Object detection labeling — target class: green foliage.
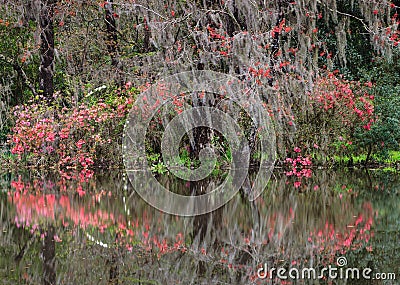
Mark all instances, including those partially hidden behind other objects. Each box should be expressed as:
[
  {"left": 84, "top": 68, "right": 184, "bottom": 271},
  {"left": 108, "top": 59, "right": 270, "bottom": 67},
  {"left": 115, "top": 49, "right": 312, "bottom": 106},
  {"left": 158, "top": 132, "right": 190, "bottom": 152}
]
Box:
[
  {"left": 150, "top": 161, "right": 168, "bottom": 174},
  {"left": 0, "top": 17, "right": 39, "bottom": 105},
  {"left": 316, "top": 0, "right": 375, "bottom": 78},
  {"left": 0, "top": 16, "right": 39, "bottom": 144},
  {"left": 178, "top": 148, "right": 192, "bottom": 168},
  {"left": 355, "top": 52, "right": 400, "bottom": 160}
]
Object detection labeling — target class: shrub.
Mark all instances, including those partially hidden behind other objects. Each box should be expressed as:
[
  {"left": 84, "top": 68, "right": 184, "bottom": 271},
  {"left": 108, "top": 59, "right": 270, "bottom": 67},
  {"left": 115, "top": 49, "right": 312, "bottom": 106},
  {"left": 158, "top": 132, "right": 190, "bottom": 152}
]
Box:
[
  {"left": 8, "top": 85, "right": 136, "bottom": 176},
  {"left": 355, "top": 53, "right": 400, "bottom": 161},
  {"left": 295, "top": 71, "right": 374, "bottom": 163}
]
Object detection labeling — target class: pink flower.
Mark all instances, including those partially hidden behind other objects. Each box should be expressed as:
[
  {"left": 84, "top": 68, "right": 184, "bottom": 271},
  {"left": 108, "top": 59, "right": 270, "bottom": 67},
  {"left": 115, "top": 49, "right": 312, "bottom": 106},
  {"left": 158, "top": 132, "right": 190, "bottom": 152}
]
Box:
[
  {"left": 76, "top": 185, "right": 85, "bottom": 197},
  {"left": 294, "top": 147, "right": 301, "bottom": 153},
  {"left": 294, "top": 181, "right": 302, "bottom": 188},
  {"left": 125, "top": 81, "right": 132, "bottom": 89},
  {"left": 301, "top": 157, "right": 312, "bottom": 166},
  {"left": 54, "top": 235, "right": 62, "bottom": 242},
  {"left": 302, "top": 169, "right": 312, "bottom": 178},
  {"left": 11, "top": 144, "right": 24, "bottom": 154},
  {"left": 363, "top": 123, "right": 371, "bottom": 130},
  {"left": 59, "top": 128, "right": 69, "bottom": 139},
  {"left": 76, "top": 139, "right": 85, "bottom": 149},
  {"left": 46, "top": 132, "right": 55, "bottom": 142}
]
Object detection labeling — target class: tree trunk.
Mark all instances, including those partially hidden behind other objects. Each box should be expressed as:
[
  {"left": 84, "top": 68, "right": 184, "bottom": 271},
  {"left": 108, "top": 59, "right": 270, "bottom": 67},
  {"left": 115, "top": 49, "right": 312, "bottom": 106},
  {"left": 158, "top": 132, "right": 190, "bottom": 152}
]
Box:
[
  {"left": 226, "top": 0, "right": 246, "bottom": 37},
  {"left": 108, "top": 233, "right": 120, "bottom": 284},
  {"left": 109, "top": 251, "right": 119, "bottom": 284},
  {"left": 39, "top": 0, "right": 56, "bottom": 103},
  {"left": 365, "top": 143, "right": 372, "bottom": 166},
  {"left": 42, "top": 226, "right": 56, "bottom": 285},
  {"left": 143, "top": 18, "right": 151, "bottom": 52},
  {"left": 105, "top": 0, "right": 119, "bottom": 68}
]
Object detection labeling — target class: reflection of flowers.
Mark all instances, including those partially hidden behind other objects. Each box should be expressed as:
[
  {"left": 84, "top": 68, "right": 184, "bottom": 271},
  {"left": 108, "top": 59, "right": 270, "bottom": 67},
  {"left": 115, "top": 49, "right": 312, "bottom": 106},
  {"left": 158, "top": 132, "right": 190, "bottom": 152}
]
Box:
[
  {"left": 284, "top": 151, "right": 313, "bottom": 189},
  {"left": 8, "top": 177, "right": 187, "bottom": 256},
  {"left": 7, "top": 173, "right": 378, "bottom": 283},
  {"left": 308, "top": 202, "right": 374, "bottom": 257}
]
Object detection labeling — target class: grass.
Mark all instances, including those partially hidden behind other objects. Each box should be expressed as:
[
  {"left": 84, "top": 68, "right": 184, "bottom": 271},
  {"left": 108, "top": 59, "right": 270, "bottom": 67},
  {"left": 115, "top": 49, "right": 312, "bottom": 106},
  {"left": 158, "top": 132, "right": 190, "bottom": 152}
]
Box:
[
  {"left": 387, "top": 150, "right": 400, "bottom": 162},
  {"left": 333, "top": 151, "right": 400, "bottom": 166}
]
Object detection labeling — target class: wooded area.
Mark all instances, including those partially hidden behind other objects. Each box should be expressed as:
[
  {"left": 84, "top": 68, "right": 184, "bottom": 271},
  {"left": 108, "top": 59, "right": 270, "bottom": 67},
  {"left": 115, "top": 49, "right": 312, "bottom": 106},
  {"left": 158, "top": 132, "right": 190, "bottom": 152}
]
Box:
[
  {"left": 1, "top": 2, "right": 400, "bottom": 284},
  {"left": 1, "top": 0, "right": 400, "bottom": 172}
]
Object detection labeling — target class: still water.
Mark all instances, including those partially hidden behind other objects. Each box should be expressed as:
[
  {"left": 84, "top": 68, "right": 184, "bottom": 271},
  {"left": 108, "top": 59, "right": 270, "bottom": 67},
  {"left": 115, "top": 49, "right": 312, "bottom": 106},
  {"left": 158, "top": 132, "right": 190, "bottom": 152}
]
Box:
[{"left": 0, "top": 169, "right": 399, "bottom": 284}]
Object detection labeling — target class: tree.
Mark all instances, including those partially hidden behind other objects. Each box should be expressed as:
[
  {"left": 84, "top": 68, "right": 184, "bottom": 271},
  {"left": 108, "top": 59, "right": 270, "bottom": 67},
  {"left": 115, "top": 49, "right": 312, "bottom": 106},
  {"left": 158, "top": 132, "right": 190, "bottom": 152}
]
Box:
[
  {"left": 39, "top": 0, "right": 57, "bottom": 102},
  {"left": 2, "top": 0, "right": 400, "bottom": 161}
]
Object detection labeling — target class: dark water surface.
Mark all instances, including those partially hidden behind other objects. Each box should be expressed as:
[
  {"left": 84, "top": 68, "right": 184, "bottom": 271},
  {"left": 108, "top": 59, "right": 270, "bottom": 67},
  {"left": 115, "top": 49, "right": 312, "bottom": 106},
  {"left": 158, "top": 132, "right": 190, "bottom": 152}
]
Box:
[{"left": 0, "top": 169, "right": 399, "bottom": 284}]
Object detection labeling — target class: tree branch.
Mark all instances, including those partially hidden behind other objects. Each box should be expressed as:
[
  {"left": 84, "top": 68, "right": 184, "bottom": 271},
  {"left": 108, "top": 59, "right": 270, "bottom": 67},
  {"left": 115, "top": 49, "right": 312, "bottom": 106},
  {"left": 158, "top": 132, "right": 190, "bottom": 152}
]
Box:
[{"left": 0, "top": 54, "right": 38, "bottom": 97}]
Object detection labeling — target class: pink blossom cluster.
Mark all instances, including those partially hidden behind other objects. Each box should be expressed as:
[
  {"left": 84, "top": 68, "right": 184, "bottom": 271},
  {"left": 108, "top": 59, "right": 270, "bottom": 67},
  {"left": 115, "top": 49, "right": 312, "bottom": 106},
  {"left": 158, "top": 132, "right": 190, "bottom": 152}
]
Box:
[
  {"left": 285, "top": 147, "right": 313, "bottom": 189},
  {"left": 311, "top": 72, "right": 375, "bottom": 131},
  {"left": 8, "top": 88, "right": 135, "bottom": 175}
]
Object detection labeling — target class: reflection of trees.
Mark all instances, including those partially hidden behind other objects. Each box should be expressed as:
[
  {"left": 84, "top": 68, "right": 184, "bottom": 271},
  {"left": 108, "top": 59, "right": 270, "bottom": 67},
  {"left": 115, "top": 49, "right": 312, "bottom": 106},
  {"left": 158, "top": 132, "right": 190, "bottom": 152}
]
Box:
[
  {"left": 346, "top": 171, "right": 400, "bottom": 280},
  {"left": 42, "top": 225, "right": 56, "bottom": 285},
  {"left": 108, "top": 235, "right": 120, "bottom": 285},
  {"left": 2, "top": 170, "right": 395, "bottom": 283},
  {"left": 190, "top": 178, "right": 223, "bottom": 278}
]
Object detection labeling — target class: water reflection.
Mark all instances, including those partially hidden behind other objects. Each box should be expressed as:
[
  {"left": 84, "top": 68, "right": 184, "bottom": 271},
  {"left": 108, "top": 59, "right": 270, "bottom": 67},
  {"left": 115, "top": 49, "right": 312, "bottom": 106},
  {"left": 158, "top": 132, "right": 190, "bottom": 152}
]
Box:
[{"left": 1, "top": 169, "right": 399, "bottom": 284}]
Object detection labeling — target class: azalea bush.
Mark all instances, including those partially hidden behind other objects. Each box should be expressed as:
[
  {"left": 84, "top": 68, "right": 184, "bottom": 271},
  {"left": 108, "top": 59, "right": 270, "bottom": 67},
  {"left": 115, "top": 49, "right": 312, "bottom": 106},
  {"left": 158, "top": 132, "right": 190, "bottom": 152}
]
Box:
[
  {"left": 294, "top": 71, "right": 375, "bottom": 164},
  {"left": 8, "top": 84, "right": 137, "bottom": 174}
]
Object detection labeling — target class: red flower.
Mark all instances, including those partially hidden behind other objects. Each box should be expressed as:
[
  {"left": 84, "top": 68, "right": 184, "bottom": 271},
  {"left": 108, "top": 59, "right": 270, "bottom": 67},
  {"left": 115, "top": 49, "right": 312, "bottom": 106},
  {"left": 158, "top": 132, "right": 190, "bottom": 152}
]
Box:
[{"left": 76, "top": 139, "right": 85, "bottom": 149}]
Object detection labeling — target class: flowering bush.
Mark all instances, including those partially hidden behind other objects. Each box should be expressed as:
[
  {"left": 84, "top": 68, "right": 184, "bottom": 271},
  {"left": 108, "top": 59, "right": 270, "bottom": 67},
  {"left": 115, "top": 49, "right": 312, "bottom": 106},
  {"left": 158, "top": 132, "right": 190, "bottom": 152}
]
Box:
[
  {"left": 311, "top": 72, "right": 374, "bottom": 130},
  {"left": 284, "top": 147, "right": 313, "bottom": 189},
  {"left": 8, "top": 85, "right": 136, "bottom": 173},
  {"left": 294, "top": 71, "right": 375, "bottom": 163}
]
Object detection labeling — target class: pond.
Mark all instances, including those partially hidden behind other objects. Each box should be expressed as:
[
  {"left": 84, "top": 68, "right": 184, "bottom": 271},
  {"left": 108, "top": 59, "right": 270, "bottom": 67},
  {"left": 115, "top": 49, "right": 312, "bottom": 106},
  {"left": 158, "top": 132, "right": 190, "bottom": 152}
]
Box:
[{"left": 0, "top": 169, "right": 399, "bottom": 284}]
